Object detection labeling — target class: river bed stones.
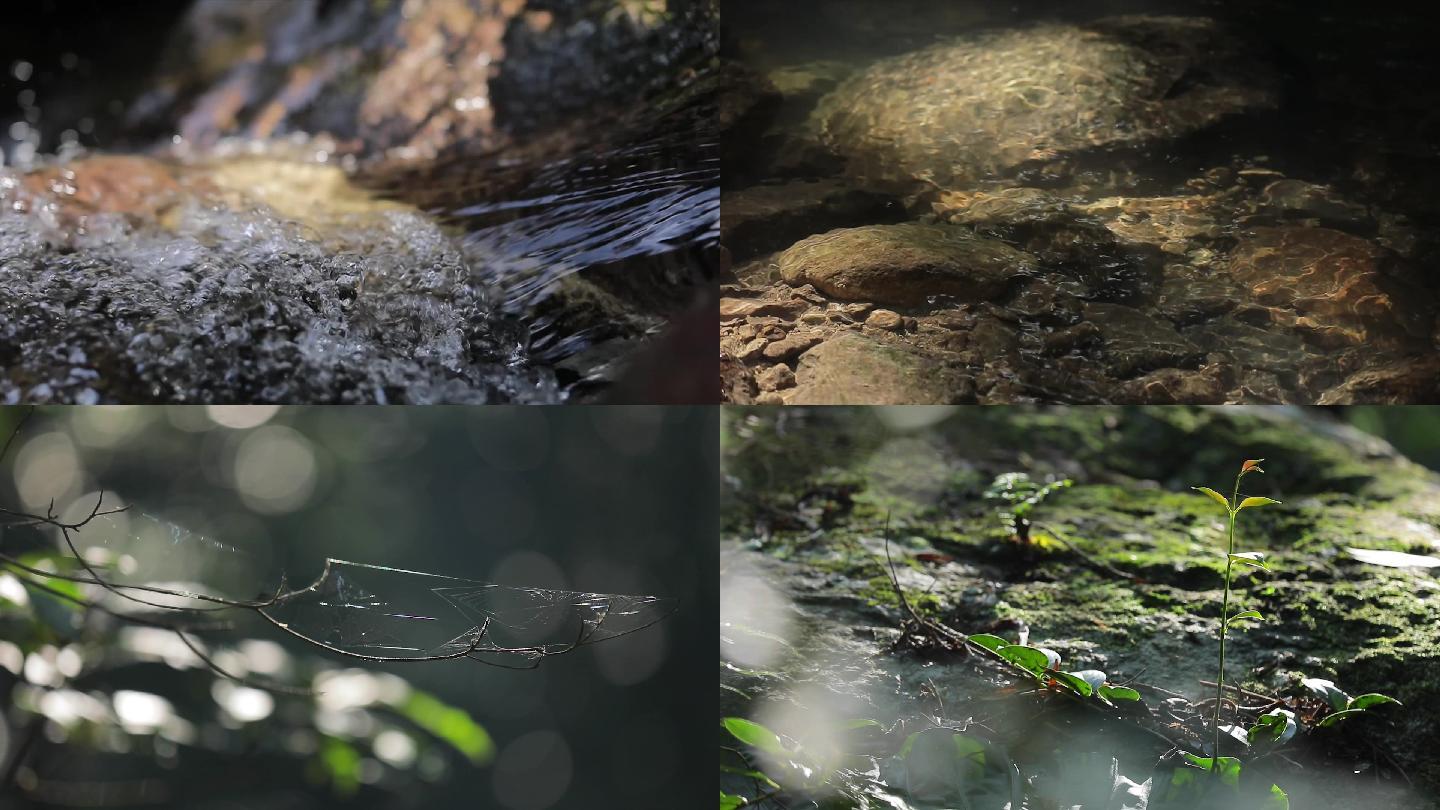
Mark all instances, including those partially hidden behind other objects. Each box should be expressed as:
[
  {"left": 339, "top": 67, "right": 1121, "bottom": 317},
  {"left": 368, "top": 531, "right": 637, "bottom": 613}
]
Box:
[
  {"left": 720, "top": 180, "right": 904, "bottom": 261},
  {"left": 1226, "top": 226, "right": 1432, "bottom": 346},
  {"left": 788, "top": 332, "right": 971, "bottom": 404},
  {"left": 1077, "top": 190, "right": 1238, "bottom": 254},
  {"left": 1084, "top": 302, "right": 1204, "bottom": 376},
  {"left": 720, "top": 7, "right": 1440, "bottom": 405},
  {"left": 777, "top": 222, "right": 1030, "bottom": 306},
  {"left": 811, "top": 16, "right": 1275, "bottom": 190}
]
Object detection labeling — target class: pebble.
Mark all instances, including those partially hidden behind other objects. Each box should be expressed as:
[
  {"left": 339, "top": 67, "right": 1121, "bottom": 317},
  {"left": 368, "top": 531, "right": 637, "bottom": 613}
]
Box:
[
  {"left": 762, "top": 333, "right": 822, "bottom": 361},
  {"left": 738, "top": 337, "right": 769, "bottom": 362},
  {"left": 865, "top": 309, "right": 903, "bottom": 330},
  {"left": 755, "top": 364, "right": 796, "bottom": 391}
]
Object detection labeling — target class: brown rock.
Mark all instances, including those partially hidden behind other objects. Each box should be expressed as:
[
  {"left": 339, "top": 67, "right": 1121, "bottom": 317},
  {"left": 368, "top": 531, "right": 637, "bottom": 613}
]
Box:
[
  {"left": 1227, "top": 227, "right": 1432, "bottom": 345},
  {"left": 738, "top": 337, "right": 769, "bottom": 362},
  {"left": 777, "top": 223, "right": 1028, "bottom": 306},
  {"left": 865, "top": 309, "right": 903, "bottom": 330},
  {"left": 1317, "top": 355, "right": 1440, "bottom": 404},
  {"left": 720, "top": 355, "right": 757, "bottom": 403},
  {"left": 1042, "top": 321, "right": 1102, "bottom": 355},
  {"left": 789, "top": 332, "right": 972, "bottom": 404},
  {"left": 8, "top": 156, "right": 187, "bottom": 226},
  {"left": 755, "top": 364, "right": 797, "bottom": 392},
  {"left": 1115, "top": 366, "right": 1228, "bottom": 404},
  {"left": 719, "top": 297, "right": 804, "bottom": 322},
  {"left": 762, "top": 333, "right": 822, "bottom": 361}
]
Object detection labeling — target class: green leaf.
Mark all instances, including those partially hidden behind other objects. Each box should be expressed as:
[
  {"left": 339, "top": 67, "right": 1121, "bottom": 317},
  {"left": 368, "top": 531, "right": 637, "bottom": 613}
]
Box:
[
  {"left": 722, "top": 717, "right": 788, "bottom": 757},
  {"left": 1237, "top": 496, "right": 1281, "bottom": 511},
  {"left": 1229, "top": 552, "right": 1269, "bottom": 570},
  {"left": 997, "top": 644, "right": 1059, "bottom": 677},
  {"left": 966, "top": 633, "right": 1008, "bottom": 653},
  {"left": 1301, "top": 677, "right": 1351, "bottom": 712},
  {"left": 1099, "top": 685, "right": 1141, "bottom": 702},
  {"left": 1180, "top": 753, "right": 1243, "bottom": 785},
  {"left": 1265, "top": 783, "right": 1290, "bottom": 810},
  {"left": 319, "top": 737, "right": 361, "bottom": 797},
  {"left": 1050, "top": 671, "right": 1094, "bottom": 697},
  {"left": 1193, "top": 486, "right": 1232, "bottom": 511},
  {"left": 1317, "top": 708, "right": 1367, "bottom": 727},
  {"left": 1348, "top": 693, "right": 1402, "bottom": 711},
  {"left": 400, "top": 692, "right": 495, "bottom": 763},
  {"left": 1228, "top": 609, "right": 1263, "bottom": 624},
  {"left": 1248, "top": 709, "right": 1297, "bottom": 745},
  {"left": 719, "top": 791, "right": 745, "bottom": 810}
]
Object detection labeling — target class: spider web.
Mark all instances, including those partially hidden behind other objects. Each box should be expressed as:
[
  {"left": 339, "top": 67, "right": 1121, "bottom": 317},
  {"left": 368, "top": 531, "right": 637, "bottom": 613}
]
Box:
[
  {"left": 261, "top": 560, "right": 676, "bottom": 667},
  {"left": 7, "top": 510, "right": 674, "bottom": 667}
]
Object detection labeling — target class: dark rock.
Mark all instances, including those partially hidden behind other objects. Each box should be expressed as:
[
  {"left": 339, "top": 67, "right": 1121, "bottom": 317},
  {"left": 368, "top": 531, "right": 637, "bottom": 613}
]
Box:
[
  {"left": 1083, "top": 302, "right": 1203, "bottom": 377},
  {"left": 1043, "top": 322, "right": 1102, "bottom": 356},
  {"left": 1318, "top": 354, "right": 1440, "bottom": 404},
  {"left": 1259, "top": 179, "right": 1371, "bottom": 231},
  {"left": 1182, "top": 320, "right": 1309, "bottom": 373},
  {"left": 1156, "top": 266, "right": 1239, "bottom": 324},
  {"left": 720, "top": 180, "right": 904, "bottom": 262},
  {"left": 1115, "top": 365, "right": 1229, "bottom": 403}
]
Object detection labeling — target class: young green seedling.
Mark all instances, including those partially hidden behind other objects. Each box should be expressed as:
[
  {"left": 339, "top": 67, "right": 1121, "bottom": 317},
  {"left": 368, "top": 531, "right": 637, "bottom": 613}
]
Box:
[
  {"left": 985, "top": 472, "right": 1072, "bottom": 543},
  {"left": 1194, "top": 458, "right": 1280, "bottom": 772}
]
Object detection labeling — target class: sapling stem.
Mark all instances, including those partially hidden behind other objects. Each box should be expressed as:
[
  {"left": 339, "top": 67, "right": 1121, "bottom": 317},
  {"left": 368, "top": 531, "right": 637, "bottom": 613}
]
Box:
[
  {"left": 1194, "top": 459, "right": 1276, "bottom": 773},
  {"left": 1213, "top": 472, "right": 1241, "bottom": 770}
]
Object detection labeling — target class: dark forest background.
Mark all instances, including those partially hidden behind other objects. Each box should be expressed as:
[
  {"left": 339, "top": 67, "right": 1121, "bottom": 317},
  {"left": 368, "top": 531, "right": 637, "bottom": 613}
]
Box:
[{"left": 0, "top": 406, "right": 717, "bottom": 810}]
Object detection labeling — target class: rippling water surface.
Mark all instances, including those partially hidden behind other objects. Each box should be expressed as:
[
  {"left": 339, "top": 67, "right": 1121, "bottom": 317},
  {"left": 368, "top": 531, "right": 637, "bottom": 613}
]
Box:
[{"left": 720, "top": 0, "right": 1439, "bottom": 405}]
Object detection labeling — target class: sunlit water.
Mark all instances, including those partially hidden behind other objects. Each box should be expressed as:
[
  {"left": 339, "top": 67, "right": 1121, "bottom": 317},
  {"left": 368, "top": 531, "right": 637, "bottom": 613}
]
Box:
[
  {"left": 0, "top": 1, "right": 717, "bottom": 403},
  {"left": 721, "top": 0, "right": 1440, "bottom": 404}
]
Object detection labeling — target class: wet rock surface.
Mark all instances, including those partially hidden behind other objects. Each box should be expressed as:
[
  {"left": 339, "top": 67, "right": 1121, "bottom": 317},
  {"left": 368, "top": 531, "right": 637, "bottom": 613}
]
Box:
[
  {"left": 2, "top": 0, "right": 720, "bottom": 402},
  {"left": 1226, "top": 226, "right": 1432, "bottom": 346},
  {"left": 789, "top": 332, "right": 971, "bottom": 405},
  {"left": 721, "top": 406, "right": 1440, "bottom": 808},
  {"left": 720, "top": 1, "right": 1440, "bottom": 404},
  {"left": 810, "top": 16, "right": 1274, "bottom": 191},
  {"left": 0, "top": 152, "right": 541, "bottom": 403},
  {"left": 777, "top": 223, "right": 1029, "bottom": 306}
]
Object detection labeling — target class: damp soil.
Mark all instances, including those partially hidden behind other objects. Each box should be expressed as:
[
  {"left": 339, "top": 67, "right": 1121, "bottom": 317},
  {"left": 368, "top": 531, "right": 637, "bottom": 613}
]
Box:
[{"left": 719, "top": 0, "right": 1440, "bottom": 405}]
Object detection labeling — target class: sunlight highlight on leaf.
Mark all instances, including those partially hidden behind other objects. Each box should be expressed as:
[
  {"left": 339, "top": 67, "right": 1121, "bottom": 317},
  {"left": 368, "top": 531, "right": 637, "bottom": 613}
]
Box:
[{"left": 1344, "top": 547, "right": 1440, "bottom": 568}]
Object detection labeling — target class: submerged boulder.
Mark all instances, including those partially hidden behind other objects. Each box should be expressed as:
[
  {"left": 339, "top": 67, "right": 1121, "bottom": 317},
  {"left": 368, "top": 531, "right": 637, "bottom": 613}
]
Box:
[
  {"left": 777, "top": 222, "right": 1031, "bottom": 306},
  {"left": 788, "top": 332, "right": 972, "bottom": 404},
  {"left": 1226, "top": 226, "right": 1432, "bottom": 347},
  {"left": 811, "top": 16, "right": 1274, "bottom": 190}
]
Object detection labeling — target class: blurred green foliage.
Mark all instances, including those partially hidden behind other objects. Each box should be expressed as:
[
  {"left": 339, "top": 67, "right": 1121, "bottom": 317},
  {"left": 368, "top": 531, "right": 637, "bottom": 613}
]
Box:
[{"left": 1345, "top": 407, "right": 1440, "bottom": 472}]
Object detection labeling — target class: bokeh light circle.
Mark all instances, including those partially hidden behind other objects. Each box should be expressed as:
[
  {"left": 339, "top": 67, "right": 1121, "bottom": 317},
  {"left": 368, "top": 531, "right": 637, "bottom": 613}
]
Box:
[{"left": 232, "top": 425, "right": 318, "bottom": 514}]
